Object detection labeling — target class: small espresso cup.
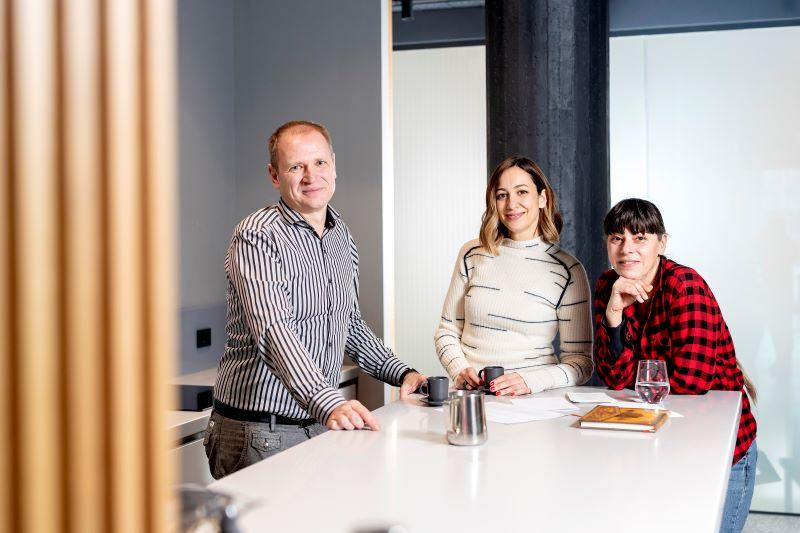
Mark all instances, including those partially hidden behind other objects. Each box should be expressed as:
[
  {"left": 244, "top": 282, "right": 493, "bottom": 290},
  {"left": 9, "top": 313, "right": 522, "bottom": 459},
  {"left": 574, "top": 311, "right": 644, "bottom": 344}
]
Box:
[
  {"left": 478, "top": 366, "right": 504, "bottom": 390},
  {"left": 419, "top": 376, "right": 449, "bottom": 403}
]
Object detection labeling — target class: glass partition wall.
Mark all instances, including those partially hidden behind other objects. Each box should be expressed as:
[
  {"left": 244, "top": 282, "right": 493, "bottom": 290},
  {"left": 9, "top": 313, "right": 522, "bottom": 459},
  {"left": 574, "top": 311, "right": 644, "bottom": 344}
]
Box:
[
  {"left": 394, "top": 22, "right": 800, "bottom": 516},
  {"left": 610, "top": 26, "right": 800, "bottom": 514}
]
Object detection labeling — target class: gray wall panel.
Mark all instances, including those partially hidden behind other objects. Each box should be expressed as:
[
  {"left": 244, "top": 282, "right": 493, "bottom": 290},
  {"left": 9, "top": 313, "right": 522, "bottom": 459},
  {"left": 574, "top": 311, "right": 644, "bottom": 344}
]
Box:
[
  {"left": 178, "top": 0, "right": 236, "bottom": 374},
  {"left": 178, "top": 1, "right": 387, "bottom": 385},
  {"left": 234, "top": 0, "right": 385, "bottom": 338}
]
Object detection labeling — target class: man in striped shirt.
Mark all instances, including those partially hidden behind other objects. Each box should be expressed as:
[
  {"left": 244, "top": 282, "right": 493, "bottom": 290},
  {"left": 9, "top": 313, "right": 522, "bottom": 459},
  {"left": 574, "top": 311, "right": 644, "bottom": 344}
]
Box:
[{"left": 205, "top": 120, "right": 426, "bottom": 479}]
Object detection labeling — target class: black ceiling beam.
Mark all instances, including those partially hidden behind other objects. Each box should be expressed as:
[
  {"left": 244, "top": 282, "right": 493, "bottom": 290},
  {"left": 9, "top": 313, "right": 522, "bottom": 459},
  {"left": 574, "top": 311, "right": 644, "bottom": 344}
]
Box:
[{"left": 393, "top": 0, "right": 800, "bottom": 50}]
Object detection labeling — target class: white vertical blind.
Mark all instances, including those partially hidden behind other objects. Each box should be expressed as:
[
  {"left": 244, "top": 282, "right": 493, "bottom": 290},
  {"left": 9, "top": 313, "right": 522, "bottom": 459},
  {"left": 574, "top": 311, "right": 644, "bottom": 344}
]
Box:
[
  {"left": 393, "top": 46, "right": 487, "bottom": 376},
  {"left": 611, "top": 26, "right": 800, "bottom": 514}
]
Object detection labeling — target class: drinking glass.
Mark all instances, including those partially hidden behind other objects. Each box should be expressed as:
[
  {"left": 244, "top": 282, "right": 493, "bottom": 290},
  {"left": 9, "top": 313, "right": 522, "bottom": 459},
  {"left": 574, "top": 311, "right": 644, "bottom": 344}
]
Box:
[{"left": 635, "top": 360, "right": 670, "bottom": 406}]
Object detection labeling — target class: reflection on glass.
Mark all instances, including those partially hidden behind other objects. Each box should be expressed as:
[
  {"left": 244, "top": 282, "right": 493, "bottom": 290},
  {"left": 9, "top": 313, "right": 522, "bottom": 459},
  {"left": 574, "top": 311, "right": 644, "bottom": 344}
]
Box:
[{"left": 611, "top": 26, "right": 800, "bottom": 513}]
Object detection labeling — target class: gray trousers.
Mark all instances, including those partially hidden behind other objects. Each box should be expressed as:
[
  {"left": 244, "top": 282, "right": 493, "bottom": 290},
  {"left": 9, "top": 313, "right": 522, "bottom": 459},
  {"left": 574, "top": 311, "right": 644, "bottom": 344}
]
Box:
[{"left": 204, "top": 410, "right": 327, "bottom": 480}]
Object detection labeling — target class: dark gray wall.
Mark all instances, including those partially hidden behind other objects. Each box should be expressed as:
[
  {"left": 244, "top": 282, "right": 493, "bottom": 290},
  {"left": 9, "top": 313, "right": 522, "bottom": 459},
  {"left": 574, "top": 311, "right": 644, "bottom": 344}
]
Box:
[
  {"left": 393, "top": 0, "right": 800, "bottom": 48},
  {"left": 178, "top": 0, "right": 387, "bottom": 378},
  {"left": 178, "top": 0, "right": 236, "bottom": 374},
  {"left": 609, "top": 0, "right": 800, "bottom": 35},
  {"left": 233, "top": 0, "right": 385, "bottom": 341}
]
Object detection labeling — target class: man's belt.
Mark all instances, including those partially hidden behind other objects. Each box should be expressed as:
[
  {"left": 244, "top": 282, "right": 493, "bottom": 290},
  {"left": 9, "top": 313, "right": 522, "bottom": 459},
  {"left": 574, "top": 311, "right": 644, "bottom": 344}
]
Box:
[{"left": 213, "top": 400, "right": 317, "bottom": 428}]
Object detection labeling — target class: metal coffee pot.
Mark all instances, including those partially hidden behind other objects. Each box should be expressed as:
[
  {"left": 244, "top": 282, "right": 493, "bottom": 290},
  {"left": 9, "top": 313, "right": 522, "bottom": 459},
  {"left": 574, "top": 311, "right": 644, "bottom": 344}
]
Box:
[{"left": 445, "top": 390, "right": 488, "bottom": 445}]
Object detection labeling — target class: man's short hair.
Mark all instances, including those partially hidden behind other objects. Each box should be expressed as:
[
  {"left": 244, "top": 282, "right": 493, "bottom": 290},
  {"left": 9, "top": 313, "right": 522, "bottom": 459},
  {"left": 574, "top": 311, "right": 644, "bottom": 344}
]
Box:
[{"left": 268, "top": 120, "right": 333, "bottom": 169}]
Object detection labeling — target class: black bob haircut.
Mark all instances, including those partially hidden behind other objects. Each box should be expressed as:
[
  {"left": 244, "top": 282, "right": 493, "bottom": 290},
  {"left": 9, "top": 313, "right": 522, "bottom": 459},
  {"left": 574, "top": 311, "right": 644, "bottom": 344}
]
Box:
[{"left": 603, "top": 198, "right": 667, "bottom": 237}]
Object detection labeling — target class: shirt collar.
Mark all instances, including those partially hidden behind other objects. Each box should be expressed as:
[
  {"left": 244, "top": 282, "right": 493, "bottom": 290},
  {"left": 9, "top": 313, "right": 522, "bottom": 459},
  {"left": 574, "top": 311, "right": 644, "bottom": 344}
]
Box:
[{"left": 277, "top": 198, "right": 339, "bottom": 229}]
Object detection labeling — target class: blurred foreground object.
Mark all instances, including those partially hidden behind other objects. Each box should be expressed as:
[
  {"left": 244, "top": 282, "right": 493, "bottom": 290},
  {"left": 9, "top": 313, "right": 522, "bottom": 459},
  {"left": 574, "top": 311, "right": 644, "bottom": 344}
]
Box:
[{"left": 1, "top": 0, "right": 177, "bottom": 531}]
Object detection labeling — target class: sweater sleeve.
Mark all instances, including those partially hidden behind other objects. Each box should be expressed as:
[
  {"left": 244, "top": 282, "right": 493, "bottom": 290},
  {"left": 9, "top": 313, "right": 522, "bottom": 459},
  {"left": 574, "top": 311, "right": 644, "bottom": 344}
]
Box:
[
  {"left": 433, "top": 243, "right": 474, "bottom": 381},
  {"left": 519, "top": 259, "right": 594, "bottom": 393}
]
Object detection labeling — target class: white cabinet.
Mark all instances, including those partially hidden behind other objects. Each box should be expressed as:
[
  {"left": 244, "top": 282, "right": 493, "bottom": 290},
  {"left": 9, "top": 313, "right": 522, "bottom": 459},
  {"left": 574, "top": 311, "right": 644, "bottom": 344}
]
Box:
[
  {"left": 171, "top": 365, "right": 360, "bottom": 486},
  {"left": 339, "top": 383, "right": 357, "bottom": 401},
  {"left": 172, "top": 436, "right": 215, "bottom": 487}
]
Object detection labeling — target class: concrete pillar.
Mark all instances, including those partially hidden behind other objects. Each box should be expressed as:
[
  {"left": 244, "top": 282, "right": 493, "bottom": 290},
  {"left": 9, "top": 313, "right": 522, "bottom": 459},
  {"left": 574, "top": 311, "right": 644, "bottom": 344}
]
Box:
[{"left": 486, "top": 0, "right": 610, "bottom": 289}]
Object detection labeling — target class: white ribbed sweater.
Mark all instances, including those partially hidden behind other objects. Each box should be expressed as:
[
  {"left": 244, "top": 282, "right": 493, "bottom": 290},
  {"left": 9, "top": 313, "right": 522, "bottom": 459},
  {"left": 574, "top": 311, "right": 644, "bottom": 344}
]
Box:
[{"left": 434, "top": 237, "right": 593, "bottom": 393}]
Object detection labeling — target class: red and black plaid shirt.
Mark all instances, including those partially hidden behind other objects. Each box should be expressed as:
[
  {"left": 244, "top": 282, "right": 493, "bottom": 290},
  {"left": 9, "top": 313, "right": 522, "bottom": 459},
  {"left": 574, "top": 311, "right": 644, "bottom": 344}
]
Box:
[{"left": 594, "top": 256, "right": 756, "bottom": 465}]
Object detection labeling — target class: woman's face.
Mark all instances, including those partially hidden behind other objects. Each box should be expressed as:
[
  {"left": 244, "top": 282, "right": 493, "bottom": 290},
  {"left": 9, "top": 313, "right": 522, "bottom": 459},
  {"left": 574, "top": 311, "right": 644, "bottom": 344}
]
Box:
[
  {"left": 495, "top": 167, "right": 547, "bottom": 241},
  {"left": 606, "top": 229, "right": 667, "bottom": 283}
]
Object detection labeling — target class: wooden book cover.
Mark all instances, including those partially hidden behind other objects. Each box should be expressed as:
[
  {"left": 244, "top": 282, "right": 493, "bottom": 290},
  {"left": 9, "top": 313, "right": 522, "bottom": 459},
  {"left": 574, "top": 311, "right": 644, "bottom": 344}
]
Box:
[{"left": 578, "top": 405, "right": 668, "bottom": 432}]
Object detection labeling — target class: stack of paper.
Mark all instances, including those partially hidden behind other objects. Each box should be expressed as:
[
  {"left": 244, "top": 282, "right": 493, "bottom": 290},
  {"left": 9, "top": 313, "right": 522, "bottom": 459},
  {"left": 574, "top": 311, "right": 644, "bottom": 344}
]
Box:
[
  {"left": 600, "top": 400, "right": 683, "bottom": 418},
  {"left": 565, "top": 392, "right": 684, "bottom": 418},
  {"left": 484, "top": 397, "right": 578, "bottom": 424},
  {"left": 566, "top": 391, "right": 616, "bottom": 404}
]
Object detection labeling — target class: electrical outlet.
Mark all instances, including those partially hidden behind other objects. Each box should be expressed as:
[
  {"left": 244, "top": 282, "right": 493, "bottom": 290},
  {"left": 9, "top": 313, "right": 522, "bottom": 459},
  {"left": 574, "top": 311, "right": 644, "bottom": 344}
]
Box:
[{"left": 196, "top": 328, "right": 212, "bottom": 348}]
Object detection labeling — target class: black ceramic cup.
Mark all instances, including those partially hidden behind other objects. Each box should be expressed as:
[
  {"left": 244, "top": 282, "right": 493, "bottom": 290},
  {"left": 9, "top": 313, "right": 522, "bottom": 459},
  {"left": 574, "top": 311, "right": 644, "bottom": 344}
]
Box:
[
  {"left": 419, "top": 376, "right": 448, "bottom": 403},
  {"left": 478, "top": 366, "right": 504, "bottom": 391}
]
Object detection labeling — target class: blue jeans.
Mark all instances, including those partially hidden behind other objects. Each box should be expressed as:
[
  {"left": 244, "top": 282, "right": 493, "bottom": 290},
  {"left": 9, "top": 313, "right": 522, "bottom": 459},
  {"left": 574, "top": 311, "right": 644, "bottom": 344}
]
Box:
[{"left": 720, "top": 441, "right": 757, "bottom": 533}]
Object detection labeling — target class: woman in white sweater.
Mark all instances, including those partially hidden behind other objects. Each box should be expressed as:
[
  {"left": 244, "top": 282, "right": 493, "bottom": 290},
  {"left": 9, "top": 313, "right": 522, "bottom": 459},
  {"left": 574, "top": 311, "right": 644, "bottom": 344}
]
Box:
[{"left": 435, "top": 156, "right": 593, "bottom": 396}]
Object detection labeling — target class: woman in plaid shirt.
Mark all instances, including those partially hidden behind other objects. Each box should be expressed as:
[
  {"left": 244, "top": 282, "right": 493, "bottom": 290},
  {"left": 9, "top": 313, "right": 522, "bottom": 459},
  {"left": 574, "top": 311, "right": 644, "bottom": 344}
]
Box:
[{"left": 593, "top": 199, "right": 757, "bottom": 533}]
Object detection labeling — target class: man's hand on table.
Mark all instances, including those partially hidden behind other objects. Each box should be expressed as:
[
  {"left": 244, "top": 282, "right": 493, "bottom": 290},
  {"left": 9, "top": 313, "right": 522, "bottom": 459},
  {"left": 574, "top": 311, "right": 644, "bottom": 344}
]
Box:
[
  {"left": 326, "top": 400, "right": 381, "bottom": 431},
  {"left": 399, "top": 371, "right": 428, "bottom": 399}
]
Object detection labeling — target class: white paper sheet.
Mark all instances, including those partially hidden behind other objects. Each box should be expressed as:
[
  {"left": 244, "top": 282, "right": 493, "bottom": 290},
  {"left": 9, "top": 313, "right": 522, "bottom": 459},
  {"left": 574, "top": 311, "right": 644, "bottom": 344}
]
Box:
[
  {"left": 484, "top": 402, "right": 569, "bottom": 424},
  {"left": 566, "top": 392, "right": 617, "bottom": 404},
  {"left": 510, "top": 397, "right": 579, "bottom": 412},
  {"left": 601, "top": 400, "right": 684, "bottom": 418}
]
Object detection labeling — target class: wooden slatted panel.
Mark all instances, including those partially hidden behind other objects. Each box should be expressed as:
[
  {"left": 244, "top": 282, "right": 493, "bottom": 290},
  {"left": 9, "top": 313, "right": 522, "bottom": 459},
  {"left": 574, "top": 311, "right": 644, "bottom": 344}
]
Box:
[
  {"left": 106, "top": 0, "right": 146, "bottom": 530},
  {"left": 14, "top": 0, "right": 62, "bottom": 531},
  {"left": 2, "top": 1, "right": 176, "bottom": 531},
  {"left": 0, "top": 0, "right": 12, "bottom": 531},
  {"left": 63, "top": 0, "right": 105, "bottom": 531},
  {"left": 143, "top": 1, "right": 177, "bottom": 529}
]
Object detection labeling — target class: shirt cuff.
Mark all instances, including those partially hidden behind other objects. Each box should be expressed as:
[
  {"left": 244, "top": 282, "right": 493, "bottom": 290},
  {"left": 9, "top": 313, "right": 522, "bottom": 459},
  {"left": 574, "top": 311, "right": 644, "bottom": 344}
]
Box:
[
  {"left": 399, "top": 367, "right": 418, "bottom": 385},
  {"left": 602, "top": 316, "right": 625, "bottom": 360},
  {"left": 307, "top": 386, "right": 347, "bottom": 424},
  {"left": 379, "top": 358, "right": 411, "bottom": 387}
]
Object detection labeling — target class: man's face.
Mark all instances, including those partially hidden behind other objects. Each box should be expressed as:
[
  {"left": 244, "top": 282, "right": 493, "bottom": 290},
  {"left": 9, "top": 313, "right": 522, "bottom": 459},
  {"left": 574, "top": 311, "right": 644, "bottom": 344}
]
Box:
[{"left": 269, "top": 128, "right": 336, "bottom": 216}]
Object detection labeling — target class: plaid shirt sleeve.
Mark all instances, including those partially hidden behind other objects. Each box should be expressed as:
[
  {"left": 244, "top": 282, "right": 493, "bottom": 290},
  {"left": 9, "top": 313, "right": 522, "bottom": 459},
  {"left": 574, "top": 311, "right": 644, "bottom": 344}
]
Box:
[
  {"left": 593, "top": 273, "right": 637, "bottom": 389},
  {"left": 595, "top": 262, "right": 756, "bottom": 465},
  {"left": 662, "top": 271, "right": 719, "bottom": 394},
  {"left": 594, "top": 267, "right": 720, "bottom": 394}
]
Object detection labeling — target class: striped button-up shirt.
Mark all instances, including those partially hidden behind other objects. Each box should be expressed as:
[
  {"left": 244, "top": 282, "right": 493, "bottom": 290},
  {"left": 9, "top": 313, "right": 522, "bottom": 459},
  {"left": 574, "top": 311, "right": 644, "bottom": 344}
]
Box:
[{"left": 214, "top": 199, "right": 409, "bottom": 423}]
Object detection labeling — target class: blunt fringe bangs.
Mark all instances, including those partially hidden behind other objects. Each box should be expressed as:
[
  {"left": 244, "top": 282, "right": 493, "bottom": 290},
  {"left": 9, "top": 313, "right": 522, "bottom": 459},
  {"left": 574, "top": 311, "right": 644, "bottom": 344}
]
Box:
[{"left": 603, "top": 198, "right": 666, "bottom": 237}]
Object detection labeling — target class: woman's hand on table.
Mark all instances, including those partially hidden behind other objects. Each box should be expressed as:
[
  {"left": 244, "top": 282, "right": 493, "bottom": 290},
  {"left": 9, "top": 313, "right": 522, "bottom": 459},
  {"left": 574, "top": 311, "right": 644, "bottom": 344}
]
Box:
[
  {"left": 488, "top": 373, "right": 530, "bottom": 396},
  {"left": 605, "top": 276, "right": 653, "bottom": 327},
  {"left": 456, "top": 367, "right": 481, "bottom": 390}
]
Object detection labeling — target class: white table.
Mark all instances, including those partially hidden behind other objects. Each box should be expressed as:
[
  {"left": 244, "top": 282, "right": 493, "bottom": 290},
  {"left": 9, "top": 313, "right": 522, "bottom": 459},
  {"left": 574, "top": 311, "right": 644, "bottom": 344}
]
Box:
[{"left": 209, "top": 386, "right": 741, "bottom": 533}]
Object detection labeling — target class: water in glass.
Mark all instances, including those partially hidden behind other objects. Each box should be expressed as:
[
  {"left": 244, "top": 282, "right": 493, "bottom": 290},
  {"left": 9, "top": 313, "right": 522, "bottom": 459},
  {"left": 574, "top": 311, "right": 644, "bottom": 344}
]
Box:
[{"left": 636, "top": 360, "right": 670, "bottom": 405}]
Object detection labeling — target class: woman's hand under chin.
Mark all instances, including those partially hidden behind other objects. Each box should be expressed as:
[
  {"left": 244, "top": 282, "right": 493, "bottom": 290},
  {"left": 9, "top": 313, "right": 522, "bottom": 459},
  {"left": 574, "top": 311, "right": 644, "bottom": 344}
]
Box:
[{"left": 605, "top": 276, "right": 653, "bottom": 326}]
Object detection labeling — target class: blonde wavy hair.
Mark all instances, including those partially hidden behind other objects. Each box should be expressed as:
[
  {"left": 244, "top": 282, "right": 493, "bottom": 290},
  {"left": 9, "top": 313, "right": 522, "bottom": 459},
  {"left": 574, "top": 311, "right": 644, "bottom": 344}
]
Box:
[{"left": 479, "top": 156, "right": 563, "bottom": 255}]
